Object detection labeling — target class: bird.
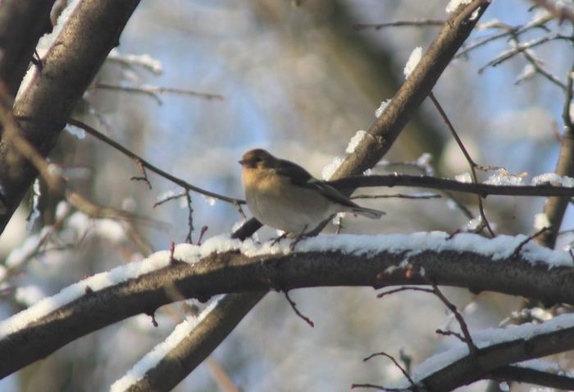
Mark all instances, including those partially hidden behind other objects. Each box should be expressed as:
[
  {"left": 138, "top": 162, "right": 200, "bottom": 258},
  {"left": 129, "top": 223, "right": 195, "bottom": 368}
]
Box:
[{"left": 239, "top": 148, "right": 384, "bottom": 236}]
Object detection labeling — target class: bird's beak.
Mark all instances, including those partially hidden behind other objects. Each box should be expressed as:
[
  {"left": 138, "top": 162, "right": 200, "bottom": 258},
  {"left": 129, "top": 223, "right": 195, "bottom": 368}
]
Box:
[{"left": 238, "top": 159, "right": 245, "bottom": 166}]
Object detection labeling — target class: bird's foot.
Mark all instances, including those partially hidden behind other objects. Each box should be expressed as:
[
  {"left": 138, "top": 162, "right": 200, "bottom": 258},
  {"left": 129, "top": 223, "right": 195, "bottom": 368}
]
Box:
[{"left": 270, "top": 232, "right": 289, "bottom": 247}]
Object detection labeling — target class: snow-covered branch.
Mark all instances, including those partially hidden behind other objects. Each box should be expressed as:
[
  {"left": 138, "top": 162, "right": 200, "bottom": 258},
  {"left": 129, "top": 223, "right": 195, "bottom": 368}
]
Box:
[
  {"left": 332, "top": 0, "right": 490, "bottom": 179},
  {"left": 329, "top": 174, "right": 574, "bottom": 198},
  {"left": 392, "top": 313, "right": 574, "bottom": 390},
  {"left": 1, "top": 232, "right": 573, "bottom": 381}
]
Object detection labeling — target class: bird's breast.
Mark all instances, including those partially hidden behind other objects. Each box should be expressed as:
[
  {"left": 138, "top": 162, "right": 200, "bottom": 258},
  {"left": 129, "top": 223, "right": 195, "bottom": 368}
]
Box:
[{"left": 243, "top": 170, "right": 332, "bottom": 233}]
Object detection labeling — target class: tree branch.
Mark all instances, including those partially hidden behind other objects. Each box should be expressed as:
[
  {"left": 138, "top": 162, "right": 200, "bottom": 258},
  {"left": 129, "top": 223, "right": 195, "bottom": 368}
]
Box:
[
  {"left": 328, "top": 174, "right": 574, "bottom": 198},
  {"left": 1, "top": 232, "right": 573, "bottom": 379},
  {"left": 67, "top": 118, "right": 245, "bottom": 205},
  {"left": 415, "top": 317, "right": 574, "bottom": 390},
  {"left": 536, "top": 64, "right": 574, "bottom": 248},
  {"left": 0, "top": 0, "right": 55, "bottom": 96},
  {"left": 489, "top": 363, "right": 574, "bottom": 390},
  {"left": 0, "top": 0, "right": 140, "bottom": 234},
  {"left": 332, "top": 0, "right": 491, "bottom": 178},
  {"left": 121, "top": 292, "right": 265, "bottom": 392}
]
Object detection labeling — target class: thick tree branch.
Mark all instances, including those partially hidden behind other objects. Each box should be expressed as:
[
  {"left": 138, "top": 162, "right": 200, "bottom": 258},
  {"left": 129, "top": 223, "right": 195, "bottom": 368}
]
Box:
[
  {"left": 1, "top": 233, "right": 573, "bottom": 379},
  {"left": 536, "top": 64, "right": 574, "bottom": 248},
  {"left": 416, "top": 317, "right": 574, "bottom": 390},
  {"left": 0, "top": 0, "right": 140, "bottom": 233},
  {"left": 329, "top": 175, "right": 574, "bottom": 198},
  {"left": 489, "top": 364, "right": 574, "bottom": 390},
  {"left": 332, "top": 0, "right": 490, "bottom": 178},
  {"left": 124, "top": 292, "right": 266, "bottom": 392},
  {"left": 0, "top": 0, "right": 55, "bottom": 96}
]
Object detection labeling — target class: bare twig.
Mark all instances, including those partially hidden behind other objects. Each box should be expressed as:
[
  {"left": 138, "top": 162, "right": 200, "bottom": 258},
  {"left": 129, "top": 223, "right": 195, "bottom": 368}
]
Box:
[
  {"left": 284, "top": 291, "right": 314, "bottom": 327},
  {"left": 206, "top": 358, "right": 241, "bottom": 392},
  {"left": 377, "top": 286, "right": 433, "bottom": 299},
  {"left": 457, "top": 13, "right": 555, "bottom": 58},
  {"left": 94, "top": 82, "right": 224, "bottom": 102},
  {"left": 530, "top": 0, "right": 574, "bottom": 24},
  {"left": 511, "top": 227, "right": 551, "bottom": 259},
  {"left": 185, "top": 191, "right": 194, "bottom": 244},
  {"left": 431, "top": 283, "right": 478, "bottom": 354},
  {"left": 435, "top": 328, "right": 467, "bottom": 342},
  {"left": 154, "top": 191, "right": 187, "bottom": 208},
  {"left": 536, "top": 64, "right": 574, "bottom": 248},
  {"left": 67, "top": 118, "right": 245, "bottom": 206},
  {"left": 131, "top": 159, "right": 152, "bottom": 189},
  {"left": 353, "top": 19, "right": 444, "bottom": 31},
  {"left": 350, "top": 382, "right": 390, "bottom": 390},
  {"left": 106, "top": 51, "right": 163, "bottom": 74},
  {"left": 362, "top": 351, "right": 419, "bottom": 391},
  {"left": 351, "top": 192, "right": 441, "bottom": 200},
  {"left": 479, "top": 33, "right": 567, "bottom": 75},
  {"left": 429, "top": 92, "right": 494, "bottom": 236},
  {"left": 518, "top": 43, "right": 569, "bottom": 90}
]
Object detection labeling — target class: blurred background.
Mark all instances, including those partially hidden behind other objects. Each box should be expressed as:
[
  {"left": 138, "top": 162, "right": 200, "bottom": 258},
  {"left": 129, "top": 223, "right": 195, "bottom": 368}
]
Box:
[{"left": 1, "top": 1, "right": 573, "bottom": 391}]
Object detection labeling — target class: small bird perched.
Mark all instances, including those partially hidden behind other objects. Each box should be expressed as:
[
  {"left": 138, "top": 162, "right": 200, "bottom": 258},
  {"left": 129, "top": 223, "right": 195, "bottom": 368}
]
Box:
[{"left": 239, "top": 148, "right": 384, "bottom": 236}]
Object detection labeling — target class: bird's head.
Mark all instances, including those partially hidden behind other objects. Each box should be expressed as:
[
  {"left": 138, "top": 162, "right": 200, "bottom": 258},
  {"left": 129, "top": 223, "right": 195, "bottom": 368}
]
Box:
[{"left": 239, "top": 148, "right": 277, "bottom": 170}]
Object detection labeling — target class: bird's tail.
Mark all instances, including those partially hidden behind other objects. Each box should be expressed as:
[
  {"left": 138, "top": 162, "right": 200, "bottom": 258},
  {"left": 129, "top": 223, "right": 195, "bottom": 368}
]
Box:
[{"left": 351, "top": 206, "right": 385, "bottom": 219}]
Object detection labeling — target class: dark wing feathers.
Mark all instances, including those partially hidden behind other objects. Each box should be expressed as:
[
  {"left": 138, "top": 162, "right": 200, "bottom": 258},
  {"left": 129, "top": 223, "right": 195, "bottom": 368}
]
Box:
[
  {"left": 275, "top": 158, "right": 384, "bottom": 217},
  {"left": 310, "top": 180, "right": 362, "bottom": 209},
  {"left": 275, "top": 159, "right": 360, "bottom": 208},
  {"left": 275, "top": 159, "right": 314, "bottom": 186}
]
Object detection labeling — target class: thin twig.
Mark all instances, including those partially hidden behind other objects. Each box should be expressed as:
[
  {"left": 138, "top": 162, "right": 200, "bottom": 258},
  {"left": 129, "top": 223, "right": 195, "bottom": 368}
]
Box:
[
  {"left": 353, "top": 19, "right": 444, "bottom": 31},
  {"left": 431, "top": 283, "right": 479, "bottom": 355},
  {"left": 530, "top": 0, "right": 574, "bottom": 24},
  {"left": 511, "top": 227, "right": 551, "bottom": 259},
  {"left": 377, "top": 286, "right": 433, "bottom": 299},
  {"left": 435, "top": 328, "right": 467, "bottom": 342},
  {"left": 106, "top": 51, "right": 163, "bottom": 74},
  {"left": 131, "top": 159, "right": 152, "bottom": 189},
  {"left": 94, "top": 82, "right": 224, "bottom": 102},
  {"left": 154, "top": 191, "right": 187, "bottom": 208},
  {"left": 457, "top": 13, "right": 554, "bottom": 58},
  {"left": 479, "top": 33, "right": 566, "bottom": 75},
  {"left": 351, "top": 192, "right": 441, "bottom": 200},
  {"left": 67, "top": 118, "right": 245, "bottom": 205},
  {"left": 284, "top": 291, "right": 314, "bottom": 327},
  {"left": 185, "top": 191, "right": 194, "bottom": 244},
  {"left": 519, "top": 42, "right": 569, "bottom": 90},
  {"left": 428, "top": 92, "right": 495, "bottom": 236},
  {"left": 562, "top": 64, "right": 574, "bottom": 131},
  {"left": 363, "top": 351, "right": 419, "bottom": 390}
]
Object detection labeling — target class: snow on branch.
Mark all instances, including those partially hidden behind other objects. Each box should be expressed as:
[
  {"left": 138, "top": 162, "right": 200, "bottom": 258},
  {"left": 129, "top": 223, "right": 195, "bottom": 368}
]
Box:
[
  {"left": 1, "top": 232, "right": 574, "bottom": 379},
  {"left": 386, "top": 312, "right": 574, "bottom": 390}
]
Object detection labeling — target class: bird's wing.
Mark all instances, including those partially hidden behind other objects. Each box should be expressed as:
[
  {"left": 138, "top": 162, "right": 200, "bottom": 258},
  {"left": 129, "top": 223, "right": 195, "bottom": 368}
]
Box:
[
  {"left": 275, "top": 159, "right": 314, "bottom": 186},
  {"left": 276, "top": 158, "right": 384, "bottom": 215},
  {"left": 310, "top": 180, "right": 361, "bottom": 208},
  {"left": 274, "top": 159, "right": 358, "bottom": 206}
]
